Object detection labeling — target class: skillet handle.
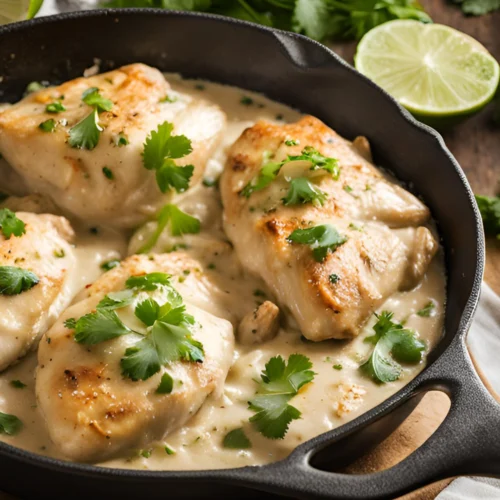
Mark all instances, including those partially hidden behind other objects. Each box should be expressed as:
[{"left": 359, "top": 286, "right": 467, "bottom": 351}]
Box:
[{"left": 257, "top": 338, "right": 500, "bottom": 500}]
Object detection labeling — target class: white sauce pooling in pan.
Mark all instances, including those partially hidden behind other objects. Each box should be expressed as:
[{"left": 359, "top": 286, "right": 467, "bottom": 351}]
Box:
[{"left": 0, "top": 74, "right": 446, "bottom": 470}]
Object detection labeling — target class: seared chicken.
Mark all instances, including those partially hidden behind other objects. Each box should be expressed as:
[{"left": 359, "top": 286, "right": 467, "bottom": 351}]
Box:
[
  {"left": 220, "top": 116, "right": 438, "bottom": 340},
  {"left": 0, "top": 64, "right": 226, "bottom": 227},
  {"left": 36, "top": 253, "right": 234, "bottom": 462},
  {"left": 0, "top": 212, "right": 76, "bottom": 371}
]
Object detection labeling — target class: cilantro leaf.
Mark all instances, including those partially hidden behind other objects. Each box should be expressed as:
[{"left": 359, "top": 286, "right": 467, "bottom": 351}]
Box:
[
  {"left": 156, "top": 161, "right": 195, "bottom": 194},
  {"left": 135, "top": 297, "right": 161, "bottom": 326},
  {"left": 288, "top": 146, "right": 340, "bottom": 179},
  {"left": 101, "top": 259, "right": 121, "bottom": 271},
  {"left": 0, "top": 412, "right": 23, "bottom": 436},
  {"left": 156, "top": 372, "right": 174, "bottom": 394},
  {"left": 126, "top": 272, "right": 172, "bottom": 291},
  {"left": 121, "top": 337, "right": 161, "bottom": 381},
  {"left": 293, "top": 0, "right": 332, "bottom": 41},
  {"left": 46, "top": 101, "right": 66, "bottom": 114},
  {"left": 223, "top": 428, "right": 252, "bottom": 449},
  {"left": 248, "top": 354, "right": 314, "bottom": 439},
  {"left": 282, "top": 177, "right": 327, "bottom": 206},
  {"left": 73, "top": 308, "right": 133, "bottom": 345},
  {"left": 475, "top": 194, "right": 500, "bottom": 239},
  {"left": 241, "top": 161, "right": 282, "bottom": 198},
  {"left": 287, "top": 224, "right": 347, "bottom": 262},
  {"left": 10, "top": 380, "right": 26, "bottom": 389},
  {"left": 82, "top": 87, "right": 113, "bottom": 112},
  {"left": 68, "top": 109, "right": 102, "bottom": 150},
  {"left": 417, "top": 301, "right": 436, "bottom": 318},
  {"left": 139, "top": 204, "right": 201, "bottom": 254},
  {"left": 360, "top": 311, "right": 426, "bottom": 383},
  {"left": 0, "top": 209, "right": 26, "bottom": 239},
  {"left": 96, "top": 289, "right": 136, "bottom": 310},
  {"left": 0, "top": 266, "right": 39, "bottom": 296},
  {"left": 39, "top": 119, "right": 56, "bottom": 132}
]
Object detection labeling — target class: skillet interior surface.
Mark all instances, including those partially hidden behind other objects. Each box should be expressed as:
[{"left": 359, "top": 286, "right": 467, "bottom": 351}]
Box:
[{"left": 0, "top": 9, "right": 492, "bottom": 500}]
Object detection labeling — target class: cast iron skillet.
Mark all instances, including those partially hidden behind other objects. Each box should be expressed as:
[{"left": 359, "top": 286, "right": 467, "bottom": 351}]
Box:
[{"left": 0, "top": 9, "right": 498, "bottom": 500}]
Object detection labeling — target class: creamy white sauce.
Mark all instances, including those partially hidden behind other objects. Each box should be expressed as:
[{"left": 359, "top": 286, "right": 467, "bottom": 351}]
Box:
[{"left": 0, "top": 74, "right": 446, "bottom": 471}]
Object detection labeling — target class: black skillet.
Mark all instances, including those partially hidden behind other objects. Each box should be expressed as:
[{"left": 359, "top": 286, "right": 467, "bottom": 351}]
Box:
[{"left": 0, "top": 9, "right": 498, "bottom": 500}]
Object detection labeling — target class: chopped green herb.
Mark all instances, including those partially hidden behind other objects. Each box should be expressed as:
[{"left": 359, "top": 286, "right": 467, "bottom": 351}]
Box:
[
  {"left": 333, "top": 364, "right": 343, "bottom": 371},
  {"left": 475, "top": 194, "right": 500, "bottom": 239},
  {"left": 288, "top": 146, "right": 340, "bottom": 179},
  {"left": 348, "top": 222, "right": 363, "bottom": 231},
  {"left": 329, "top": 273, "right": 340, "bottom": 284},
  {"left": 10, "top": 380, "right": 26, "bottom": 389},
  {"left": 207, "top": 263, "right": 216, "bottom": 270},
  {"left": 0, "top": 412, "right": 22, "bottom": 435},
  {"left": 125, "top": 272, "right": 173, "bottom": 291},
  {"left": 253, "top": 289, "right": 266, "bottom": 297},
  {"left": 138, "top": 204, "right": 200, "bottom": 254},
  {"left": 285, "top": 138, "right": 299, "bottom": 146},
  {"left": 101, "top": 259, "right": 121, "bottom": 271},
  {"left": 64, "top": 318, "right": 76, "bottom": 329},
  {"left": 115, "top": 132, "right": 129, "bottom": 147},
  {"left": 343, "top": 185, "right": 353, "bottom": 193},
  {"left": 25, "top": 81, "right": 46, "bottom": 94},
  {"left": 140, "top": 449, "right": 152, "bottom": 459},
  {"left": 156, "top": 372, "right": 174, "bottom": 394},
  {"left": 417, "top": 301, "right": 436, "bottom": 318},
  {"left": 287, "top": 224, "right": 347, "bottom": 262},
  {"left": 53, "top": 249, "right": 65, "bottom": 258},
  {"left": 160, "top": 95, "right": 178, "bottom": 103},
  {"left": 143, "top": 122, "right": 194, "bottom": 194},
  {"left": 248, "top": 354, "right": 315, "bottom": 439},
  {"left": 241, "top": 96, "right": 254, "bottom": 106},
  {"left": 165, "top": 445, "right": 176, "bottom": 455},
  {"left": 82, "top": 87, "right": 113, "bottom": 113},
  {"left": 0, "top": 209, "right": 26, "bottom": 239},
  {"left": 39, "top": 119, "right": 56, "bottom": 133},
  {"left": 223, "top": 428, "right": 252, "bottom": 449},
  {"left": 360, "top": 311, "right": 426, "bottom": 384},
  {"left": 46, "top": 101, "right": 66, "bottom": 114},
  {"left": 282, "top": 177, "right": 327, "bottom": 207},
  {"left": 0, "top": 266, "right": 39, "bottom": 296},
  {"left": 102, "top": 166, "right": 114, "bottom": 180},
  {"left": 68, "top": 109, "right": 102, "bottom": 150}
]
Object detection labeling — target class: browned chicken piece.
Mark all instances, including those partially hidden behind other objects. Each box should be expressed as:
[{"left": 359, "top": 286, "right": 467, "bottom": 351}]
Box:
[
  {"left": 0, "top": 64, "right": 226, "bottom": 227},
  {"left": 36, "top": 253, "right": 234, "bottom": 462},
  {"left": 237, "top": 300, "right": 280, "bottom": 345},
  {"left": 220, "top": 116, "right": 438, "bottom": 341}
]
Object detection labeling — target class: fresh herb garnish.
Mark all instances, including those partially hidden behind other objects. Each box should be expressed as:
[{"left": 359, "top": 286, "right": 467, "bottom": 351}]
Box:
[
  {"left": 68, "top": 109, "right": 102, "bottom": 150},
  {"left": 282, "top": 177, "right": 327, "bottom": 207},
  {"left": 417, "top": 301, "right": 436, "bottom": 318},
  {"left": 160, "top": 95, "right": 178, "bottom": 103},
  {"left": 285, "top": 138, "right": 299, "bottom": 146},
  {"left": 223, "top": 428, "right": 252, "bottom": 449},
  {"left": 156, "top": 372, "right": 174, "bottom": 394},
  {"left": 287, "top": 224, "right": 347, "bottom": 262},
  {"left": 333, "top": 364, "right": 343, "bottom": 371},
  {"left": 248, "top": 354, "right": 315, "bottom": 439},
  {"left": 242, "top": 147, "right": 339, "bottom": 198},
  {"left": 101, "top": 259, "right": 121, "bottom": 271},
  {"left": 25, "top": 81, "right": 46, "bottom": 94},
  {"left": 0, "top": 209, "right": 25, "bottom": 239},
  {"left": 475, "top": 194, "right": 500, "bottom": 239},
  {"left": 102, "top": 166, "right": 114, "bottom": 180},
  {"left": 143, "top": 122, "right": 194, "bottom": 194},
  {"left": 329, "top": 273, "right": 340, "bottom": 284},
  {"left": 240, "top": 96, "right": 254, "bottom": 106},
  {"left": 360, "top": 311, "right": 426, "bottom": 384},
  {"left": 45, "top": 101, "right": 66, "bottom": 114},
  {"left": 0, "top": 266, "right": 39, "bottom": 296},
  {"left": 452, "top": 0, "right": 500, "bottom": 15},
  {"left": 0, "top": 412, "right": 23, "bottom": 435},
  {"left": 82, "top": 87, "right": 113, "bottom": 112},
  {"left": 164, "top": 445, "right": 176, "bottom": 455},
  {"left": 39, "top": 119, "right": 56, "bottom": 133},
  {"left": 10, "top": 380, "right": 27, "bottom": 389},
  {"left": 139, "top": 204, "right": 201, "bottom": 254},
  {"left": 115, "top": 132, "right": 129, "bottom": 147},
  {"left": 53, "top": 249, "right": 65, "bottom": 258}
]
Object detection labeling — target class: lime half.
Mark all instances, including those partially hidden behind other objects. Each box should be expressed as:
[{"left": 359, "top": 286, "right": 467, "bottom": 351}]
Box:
[
  {"left": 0, "top": 0, "right": 43, "bottom": 25},
  {"left": 355, "top": 20, "right": 500, "bottom": 128}
]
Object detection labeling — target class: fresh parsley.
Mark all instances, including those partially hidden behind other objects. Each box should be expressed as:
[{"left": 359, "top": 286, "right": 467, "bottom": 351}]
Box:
[
  {"left": 82, "top": 87, "right": 113, "bottom": 112},
  {"left": 102, "top": 166, "right": 114, "bottom": 180},
  {"left": 46, "top": 101, "right": 66, "bottom": 114},
  {"left": 10, "top": 380, "right": 27, "bottom": 389},
  {"left": 0, "top": 209, "right": 26, "bottom": 239},
  {"left": 69, "top": 272, "right": 204, "bottom": 382},
  {"left": 68, "top": 109, "right": 102, "bottom": 150},
  {"left": 417, "top": 301, "right": 436, "bottom": 317},
  {"left": 156, "top": 372, "right": 174, "bottom": 394},
  {"left": 287, "top": 224, "right": 347, "bottom": 262},
  {"left": 223, "top": 428, "right": 252, "bottom": 449},
  {"left": 39, "top": 119, "right": 56, "bottom": 133},
  {"left": 288, "top": 146, "right": 340, "bottom": 179},
  {"left": 0, "top": 266, "right": 39, "bottom": 296},
  {"left": 143, "top": 122, "right": 194, "bottom": 194},
  {"left": 101, "top": 259, "right": 121, "bottom": 271},
  {"left": 0, "top": 412, "right": 23, "bottom": 435},
  {"left": 476, "top": 194, "right": 500, "bottom": 239},
  {"left": 282, "top": 177, "right": 327, "bottom": 206},
  {"left": 139, "top": 204, "right": 201, "bottom": 254},
  {"left": 248, "top": 354, "right": 315, "bottom": 439},
  {"left": 360, "top": 311, "right": 426, "bottom": 384},
  {"left": 329, "top": 273, "right": 340, "bottom": 284}
]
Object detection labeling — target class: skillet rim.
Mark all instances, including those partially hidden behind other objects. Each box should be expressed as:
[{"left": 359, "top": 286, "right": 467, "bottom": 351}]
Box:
[{"left": 0, "top": 7, "right": 485, "bottom": 481}]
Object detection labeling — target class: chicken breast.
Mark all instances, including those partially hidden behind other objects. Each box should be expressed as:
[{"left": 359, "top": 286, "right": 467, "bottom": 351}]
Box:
[
  {"left": 0, "top": 212, "right": 76, "bottom": 371},
  {"left": 36, "top": 253, "right": 234, "bottom": 462},
  {"left": 220, "top": 116, "right": 438, "bottom": 340},
  {"left": 0, "top": 64, "right": 226, "bottom": 227}
]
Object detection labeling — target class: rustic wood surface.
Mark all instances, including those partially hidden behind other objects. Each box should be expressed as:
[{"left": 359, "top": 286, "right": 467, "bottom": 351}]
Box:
[{"left": 1, "top": 2, "right": 499, "bottom": 499}]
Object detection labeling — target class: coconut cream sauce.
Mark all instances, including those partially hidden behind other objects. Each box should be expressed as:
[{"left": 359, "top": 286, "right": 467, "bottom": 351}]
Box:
[{"left": 0, "top": 75, "right": 446, "bottom": 470}]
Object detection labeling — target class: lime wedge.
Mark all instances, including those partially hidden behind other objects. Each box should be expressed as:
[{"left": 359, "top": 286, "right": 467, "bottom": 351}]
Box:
[
  {"left": 0, "top": 0, "right": 43, "bottom": 25},
  {"left": 355, "top": 20, "right": 500, "bottom": 128}
]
